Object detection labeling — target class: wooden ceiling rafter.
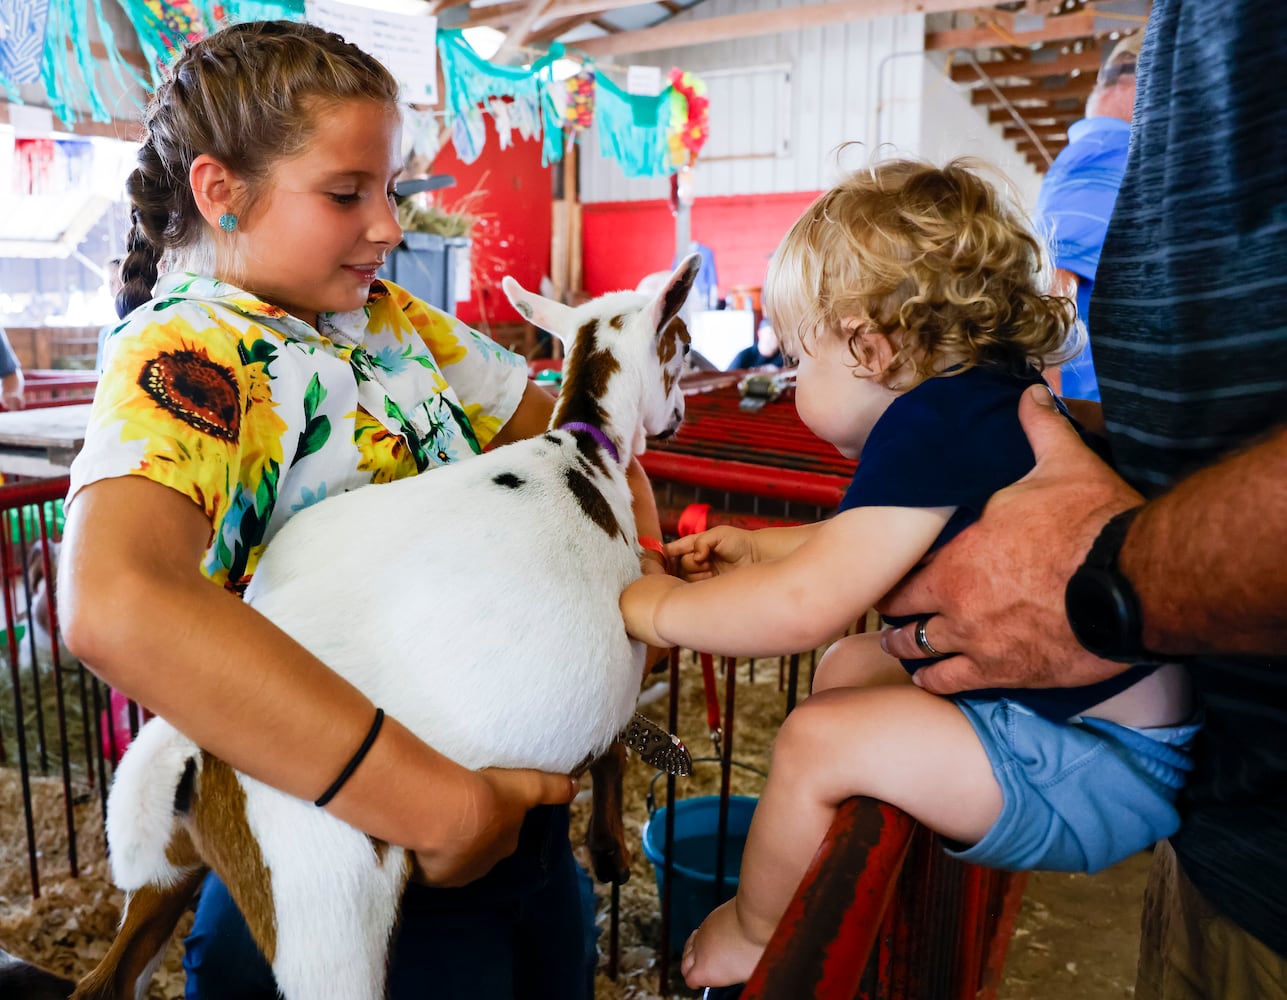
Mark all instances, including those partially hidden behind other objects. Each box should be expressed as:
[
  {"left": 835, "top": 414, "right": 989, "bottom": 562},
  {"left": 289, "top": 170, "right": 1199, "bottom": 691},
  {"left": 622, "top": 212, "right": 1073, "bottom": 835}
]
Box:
[
  {"left": 575, "top": 0, "right": 987, "bottom": 57},
  {"left": 926, "top": 10, "right": 1094, "bottom": 50},
  {"left": 971, "top": 79, "right": 1095, "bottom": 106},
  {"left": 550, "top": 0, "right": 680, "bottom": 19},
  {"left": 491, "top": 0, "right": 557, "bottom": 62},
  {"left": 460, "top": 0, "right": 531, "bottom": 30},
  {"left": 526, "top": 11, "right": 606, "bottom": 44},
  {"left": 987, "top": 105, "right": 1079, "bottom": 125},
  {"left": 1002, "top": 123, "right": 1067, "bottom": 140},
  {"left": 948, "top": 44, "right": 1102, "bottom": 84},
  {"left": 428, "top": 0, "right": 472, "bottom": 15}
]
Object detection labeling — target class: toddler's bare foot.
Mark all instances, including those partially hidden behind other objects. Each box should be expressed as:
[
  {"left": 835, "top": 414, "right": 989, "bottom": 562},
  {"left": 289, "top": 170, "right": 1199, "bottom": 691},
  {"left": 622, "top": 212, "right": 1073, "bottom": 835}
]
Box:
[{"left": 680, "top": 899, "right": 767, "bottom": 988}]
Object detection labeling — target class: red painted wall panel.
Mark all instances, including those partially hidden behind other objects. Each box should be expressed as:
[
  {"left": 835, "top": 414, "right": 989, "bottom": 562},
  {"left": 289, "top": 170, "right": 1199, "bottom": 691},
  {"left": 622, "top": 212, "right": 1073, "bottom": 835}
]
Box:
[
  {"left": 581, "top": 191, "right": 823, "bottom": 298},
  {"left": 428, "top": 117, "right": 552, "bottom": 326},
  {"left": 420, "top": 115, "right": 821, "bottom": 328}
]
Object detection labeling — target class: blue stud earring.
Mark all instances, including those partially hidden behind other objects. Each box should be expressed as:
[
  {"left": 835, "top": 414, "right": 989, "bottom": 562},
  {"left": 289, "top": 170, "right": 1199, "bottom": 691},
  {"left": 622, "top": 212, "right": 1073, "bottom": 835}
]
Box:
[{"left": 218, "top": 213, "right": 238, "bottom": 233}]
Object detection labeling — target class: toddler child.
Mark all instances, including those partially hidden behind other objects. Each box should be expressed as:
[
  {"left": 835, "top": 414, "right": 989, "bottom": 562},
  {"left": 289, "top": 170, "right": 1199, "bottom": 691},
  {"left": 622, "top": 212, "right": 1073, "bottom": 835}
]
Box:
[{"left": 621, "top": 158, "right": 1197, "bottom": 989}]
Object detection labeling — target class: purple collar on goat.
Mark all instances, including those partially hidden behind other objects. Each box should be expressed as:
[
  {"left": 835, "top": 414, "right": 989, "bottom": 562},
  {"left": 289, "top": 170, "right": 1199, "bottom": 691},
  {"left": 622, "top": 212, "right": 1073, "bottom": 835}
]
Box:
[{"left": 558, "top": 421, "right": 621, "bottom": 464}]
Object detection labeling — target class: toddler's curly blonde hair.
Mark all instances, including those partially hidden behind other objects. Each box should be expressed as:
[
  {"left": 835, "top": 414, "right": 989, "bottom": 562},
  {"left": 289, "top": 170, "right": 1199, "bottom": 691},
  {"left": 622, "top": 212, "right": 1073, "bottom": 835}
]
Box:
[{"left": 764, "top": 157, "right": 1080, "bottom": 384}]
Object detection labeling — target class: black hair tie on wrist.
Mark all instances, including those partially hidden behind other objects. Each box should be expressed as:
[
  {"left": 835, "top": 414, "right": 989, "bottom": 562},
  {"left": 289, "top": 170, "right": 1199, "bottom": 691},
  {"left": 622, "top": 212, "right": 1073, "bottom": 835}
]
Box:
[{"left": 315, "top": 707, "right": 385, "bottom": 808}]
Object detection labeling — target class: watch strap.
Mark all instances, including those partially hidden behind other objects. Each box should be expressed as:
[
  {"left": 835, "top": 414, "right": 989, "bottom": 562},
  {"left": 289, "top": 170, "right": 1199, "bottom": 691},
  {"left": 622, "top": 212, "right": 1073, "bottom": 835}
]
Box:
[
  {"left": 1083, "top": 506, "right": 1143, "bottom": 573},
  {"left": 1066, "top": 506, "right": 1149, "bottom": 662}
]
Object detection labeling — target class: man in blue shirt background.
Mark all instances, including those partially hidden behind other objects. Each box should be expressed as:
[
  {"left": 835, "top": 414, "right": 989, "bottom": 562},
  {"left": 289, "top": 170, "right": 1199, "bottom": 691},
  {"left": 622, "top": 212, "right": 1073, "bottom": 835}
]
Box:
[{"left": 1034, "top": 33, "right": 1141, "bottom": 402}]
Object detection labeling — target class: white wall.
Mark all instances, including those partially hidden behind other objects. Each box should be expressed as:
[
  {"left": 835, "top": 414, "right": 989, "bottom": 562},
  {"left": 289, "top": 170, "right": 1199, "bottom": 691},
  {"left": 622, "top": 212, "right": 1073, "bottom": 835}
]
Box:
[
  {"left": 579, "top": 1, "right": 1046, "bottom": 210},
  {"left": 917, "top": 56, "right": 1044, "bottom": 210},
  {"left": 579, "top": 0, "right": 925, "bottom": 203}
]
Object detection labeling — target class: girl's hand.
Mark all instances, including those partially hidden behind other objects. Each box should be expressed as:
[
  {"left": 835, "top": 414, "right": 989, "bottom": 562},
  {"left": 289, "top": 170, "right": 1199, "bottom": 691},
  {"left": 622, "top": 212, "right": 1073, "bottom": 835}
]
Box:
[
  {"left": 413, "top": 767, "right": 577, "bottom": 887},
  {"left": 666, "top": 527, "right": 756, "bottom": 580},
  {"left": 621, "top": 574, "right": 685, "bottom": 647}
]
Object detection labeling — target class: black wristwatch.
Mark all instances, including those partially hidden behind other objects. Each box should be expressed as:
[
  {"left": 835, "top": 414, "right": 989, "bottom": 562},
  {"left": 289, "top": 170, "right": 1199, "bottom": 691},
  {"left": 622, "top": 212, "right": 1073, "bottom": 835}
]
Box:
[{"left": 1065, "top": 507, "right": 1153, "bottom": 663}]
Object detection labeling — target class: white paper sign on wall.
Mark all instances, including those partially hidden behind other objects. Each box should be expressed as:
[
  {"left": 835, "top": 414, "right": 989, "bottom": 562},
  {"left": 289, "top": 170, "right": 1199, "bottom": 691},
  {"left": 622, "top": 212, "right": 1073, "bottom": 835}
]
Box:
[
  {"left": 625, "top": 64, "right": 662, "bottom": 97},
  {"left": 306, "top": 0, "right": 439, "bottom": 105}
]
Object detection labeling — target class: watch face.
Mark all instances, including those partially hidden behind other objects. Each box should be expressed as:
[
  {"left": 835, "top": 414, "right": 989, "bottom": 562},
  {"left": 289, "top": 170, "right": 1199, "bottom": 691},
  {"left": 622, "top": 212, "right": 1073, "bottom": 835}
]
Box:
[{"left": 1066, "top": 568, "right": 1139, "bottom": 660}]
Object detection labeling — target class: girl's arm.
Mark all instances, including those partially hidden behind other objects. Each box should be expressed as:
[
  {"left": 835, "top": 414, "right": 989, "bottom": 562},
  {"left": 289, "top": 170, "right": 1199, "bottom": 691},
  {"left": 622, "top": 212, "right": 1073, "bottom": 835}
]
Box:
[
  {"left": 58, "top": 476, "right": 573, "bottom": 886},
  {"left": 487, "top": 380, "right": 555, "bottom": 448},
  {"left": 622, "top": 503, "right": 953, "bottom": 656}
]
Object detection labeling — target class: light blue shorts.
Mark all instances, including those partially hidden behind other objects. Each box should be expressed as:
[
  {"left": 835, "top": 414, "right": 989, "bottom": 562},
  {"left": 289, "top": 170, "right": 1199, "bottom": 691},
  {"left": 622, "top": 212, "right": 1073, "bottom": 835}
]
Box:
[{"left": 948, "top": 698, "right": 1200, "bottom": 874}]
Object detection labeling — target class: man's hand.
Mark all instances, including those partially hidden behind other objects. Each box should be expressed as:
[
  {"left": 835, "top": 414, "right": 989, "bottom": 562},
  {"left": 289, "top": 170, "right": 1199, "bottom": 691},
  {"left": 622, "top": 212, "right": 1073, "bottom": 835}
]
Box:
[{"left": 879, "top": 385, "right": 1144, "bottom": 694}]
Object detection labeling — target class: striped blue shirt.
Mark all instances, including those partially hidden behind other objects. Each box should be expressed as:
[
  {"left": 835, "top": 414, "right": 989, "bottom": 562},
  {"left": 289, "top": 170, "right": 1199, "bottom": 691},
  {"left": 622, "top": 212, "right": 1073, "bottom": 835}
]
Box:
[{"left": 1093, "top": 0, "right": 1287, "bottom": 956}]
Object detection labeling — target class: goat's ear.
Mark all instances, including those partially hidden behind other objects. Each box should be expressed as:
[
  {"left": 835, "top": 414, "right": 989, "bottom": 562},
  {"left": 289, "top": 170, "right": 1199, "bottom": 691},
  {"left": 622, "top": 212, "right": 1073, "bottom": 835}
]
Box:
[
  {"left": 502, "top": 276, "right": 577, "bottom": 345},
  {"left": 650, "top": 253, "right": 702, "bottom": 334}
]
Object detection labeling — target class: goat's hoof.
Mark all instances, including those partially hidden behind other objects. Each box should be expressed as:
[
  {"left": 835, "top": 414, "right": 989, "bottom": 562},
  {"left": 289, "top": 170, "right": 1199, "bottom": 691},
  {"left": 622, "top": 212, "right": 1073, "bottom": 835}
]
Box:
[{"left": 589, "top": 846, "right": 632, "bottom": 886}]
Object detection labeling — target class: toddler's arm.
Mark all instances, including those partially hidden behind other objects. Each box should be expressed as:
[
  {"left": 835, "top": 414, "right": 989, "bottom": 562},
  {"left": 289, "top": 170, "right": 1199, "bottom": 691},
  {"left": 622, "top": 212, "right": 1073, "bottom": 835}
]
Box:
[
  {"left": 667, "top": 522, "right": 821, "bottom": 580},
  {"left": 622, "top": 503, "right": 954, "bottom": 657}
]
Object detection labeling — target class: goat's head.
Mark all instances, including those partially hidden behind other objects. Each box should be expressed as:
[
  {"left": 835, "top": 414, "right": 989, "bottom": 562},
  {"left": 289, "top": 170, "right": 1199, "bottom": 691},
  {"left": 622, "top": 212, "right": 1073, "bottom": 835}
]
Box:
[{"left": 503, "top": 255, "right": 700, "bottom": 463}]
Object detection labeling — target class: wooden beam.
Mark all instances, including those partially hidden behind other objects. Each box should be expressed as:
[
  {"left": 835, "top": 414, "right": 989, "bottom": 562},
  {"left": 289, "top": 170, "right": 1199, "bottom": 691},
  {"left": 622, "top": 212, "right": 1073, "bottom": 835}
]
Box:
[
  {"left": 491, "top": 0, "right": 555, "bottom": 61},
  {"left": 972, "top": 79, "right": 1094, "bottom": 106},
  {"left": 1003, "top": 123, "right": 1067, "bottom": 140},
  {"left": 1016, "top": 137, "right": 1067, "bottom": 156},
  {"left": 459, "top": 0, "right": 528, "bottom": 29},
  {"left": 950, "top": 45, "right": 1102, "bottom": 84},
  {"left": 576, "top": 0, "right": 987, "bottom": 58},
  {"left": 527, "top": 11, "right": 600, "bottom": 44},
  {"left": 926, "top": 11, "right": 1095, "bottom": 51},
  {"left": 86, "top": 39, "right": 149, "bottom": 73},
  {"left": 0, "top": 101, "right": 141, "bottom": 140},
  {"left": 988, "top": 105, "right": 1079, "bottom": 125},
  {"left": 546, "top": 0, "right": 684, "bottom": 17}
]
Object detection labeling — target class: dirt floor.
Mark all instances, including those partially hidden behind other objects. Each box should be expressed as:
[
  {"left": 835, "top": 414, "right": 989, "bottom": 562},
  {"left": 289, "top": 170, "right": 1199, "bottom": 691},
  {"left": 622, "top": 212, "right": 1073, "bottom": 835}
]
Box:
[{"left": 1, "top": 653, "right": 1148, "bottom": 998}]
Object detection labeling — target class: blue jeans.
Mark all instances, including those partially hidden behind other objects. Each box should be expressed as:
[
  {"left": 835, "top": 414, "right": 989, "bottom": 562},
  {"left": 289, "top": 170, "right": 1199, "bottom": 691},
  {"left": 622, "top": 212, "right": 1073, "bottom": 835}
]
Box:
[{"left": 183, "top": 805, "right": 595, "bottom": 1000}]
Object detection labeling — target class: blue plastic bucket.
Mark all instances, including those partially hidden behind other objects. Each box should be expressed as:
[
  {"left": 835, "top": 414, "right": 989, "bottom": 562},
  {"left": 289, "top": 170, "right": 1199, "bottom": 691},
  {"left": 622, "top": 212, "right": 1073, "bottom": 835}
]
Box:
[{"left": 641, "top": 794, "right": 758, "bottom": 952}]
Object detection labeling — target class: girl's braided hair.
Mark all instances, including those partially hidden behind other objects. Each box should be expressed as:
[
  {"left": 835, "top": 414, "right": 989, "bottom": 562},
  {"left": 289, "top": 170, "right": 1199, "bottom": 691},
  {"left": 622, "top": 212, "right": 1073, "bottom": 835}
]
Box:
[
  {"left": 117, "top": 20, "right": 399, "bottom": 318},
  {"left": 765, "top": 156, "right": 1080, "bottom": 382}
]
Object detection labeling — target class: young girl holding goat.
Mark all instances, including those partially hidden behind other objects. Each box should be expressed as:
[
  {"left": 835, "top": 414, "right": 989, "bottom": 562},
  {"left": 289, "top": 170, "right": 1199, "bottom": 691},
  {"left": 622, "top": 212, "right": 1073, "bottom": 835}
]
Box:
[
  {"left": 621, "top": 158, "right": 1197, "bottom": 989},
  {"left": 60, "top": 20, "right": 665, "bottom": 999}
]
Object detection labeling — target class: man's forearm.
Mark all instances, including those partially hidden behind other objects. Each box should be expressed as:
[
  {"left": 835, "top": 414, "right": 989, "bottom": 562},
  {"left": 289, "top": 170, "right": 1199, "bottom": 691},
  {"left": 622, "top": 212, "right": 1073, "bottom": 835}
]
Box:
[{"left": 1122, "top": 426, "right": 1287, "bottom": 655}]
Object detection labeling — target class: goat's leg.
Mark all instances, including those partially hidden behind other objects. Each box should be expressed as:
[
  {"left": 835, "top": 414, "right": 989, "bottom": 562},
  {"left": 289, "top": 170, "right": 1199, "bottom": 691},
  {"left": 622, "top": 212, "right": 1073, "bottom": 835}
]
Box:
[
  {"left": 72, "top": 865, "right": 207, "bottom": 1000},
  {"left": 587, "top": 741, "right": 632, "bottom": 885},
  {"left": 250, "top": 794, "right": 409, "bottom": 1000}
]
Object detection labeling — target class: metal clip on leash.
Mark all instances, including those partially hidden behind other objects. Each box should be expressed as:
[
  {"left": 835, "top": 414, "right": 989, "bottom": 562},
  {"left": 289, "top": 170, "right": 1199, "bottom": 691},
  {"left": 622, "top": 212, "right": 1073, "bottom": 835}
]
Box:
[{"left": 700, "top": 650, "right": 723, "bottom": 757}]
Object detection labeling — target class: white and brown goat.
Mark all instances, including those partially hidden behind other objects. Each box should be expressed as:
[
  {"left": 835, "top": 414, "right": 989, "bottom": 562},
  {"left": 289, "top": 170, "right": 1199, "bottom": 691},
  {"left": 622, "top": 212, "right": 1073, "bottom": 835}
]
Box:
[{"left": 72, "top": 256, "right": 700, "bottom": 1000}]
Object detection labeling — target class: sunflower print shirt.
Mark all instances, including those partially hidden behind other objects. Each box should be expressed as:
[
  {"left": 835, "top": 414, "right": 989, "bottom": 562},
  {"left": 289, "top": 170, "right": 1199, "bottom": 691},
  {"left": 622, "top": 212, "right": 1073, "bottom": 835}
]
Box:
[{"left": 69, "top": 272, "right": 527, "bottom": 592}]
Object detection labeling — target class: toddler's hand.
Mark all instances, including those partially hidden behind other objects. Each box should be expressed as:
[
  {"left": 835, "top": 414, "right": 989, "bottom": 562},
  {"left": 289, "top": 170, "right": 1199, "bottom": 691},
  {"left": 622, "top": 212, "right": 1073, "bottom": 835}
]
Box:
[
  {"left": 666, "top": 526, "right": 755, "bottom": 580},
  {"left": 621, "top": 573, "right": 684, "bottom": 647}
]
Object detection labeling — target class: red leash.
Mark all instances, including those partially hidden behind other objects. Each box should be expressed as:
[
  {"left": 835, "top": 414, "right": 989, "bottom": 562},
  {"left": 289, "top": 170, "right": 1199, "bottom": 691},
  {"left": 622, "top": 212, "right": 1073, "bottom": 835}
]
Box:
[{"left": 678, "top": 503, "right": 723, "bottom": 753}]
